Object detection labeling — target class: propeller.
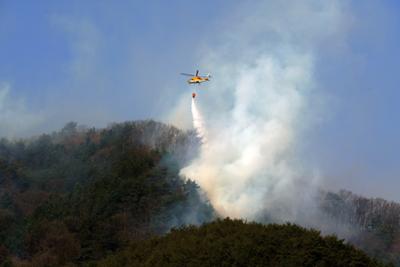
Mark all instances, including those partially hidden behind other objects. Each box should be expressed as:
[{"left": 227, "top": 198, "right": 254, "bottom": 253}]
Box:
[
  {"left": 181, "top": 70, "right": 211, "bottom": 78},
  {"left": 199, "top": 73, "right": 211, "bottom": 79},
  {"left": 180, "top": 73, "right": 195, "bottom": 77}
]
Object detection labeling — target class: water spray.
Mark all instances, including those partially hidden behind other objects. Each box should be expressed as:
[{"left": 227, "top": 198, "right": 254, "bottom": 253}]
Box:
[{"left": 191, "top": 97, "right": 207, "bottom": 145}]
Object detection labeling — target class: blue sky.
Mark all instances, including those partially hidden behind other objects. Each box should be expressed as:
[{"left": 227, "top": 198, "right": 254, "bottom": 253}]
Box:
[
  {"left": 308, "top": 2, "right": 400, "bottom": 200},
  {"left": 0, "top": 1, "right": 399, "bottom": 201},
  {"left": 0, "top": 0, "right": 230, "bottom": 128}
]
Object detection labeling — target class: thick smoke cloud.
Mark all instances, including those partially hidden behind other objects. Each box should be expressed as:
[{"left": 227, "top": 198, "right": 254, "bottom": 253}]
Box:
[{"left": 178, "top": 0, "right": 348, "bottom": 221}]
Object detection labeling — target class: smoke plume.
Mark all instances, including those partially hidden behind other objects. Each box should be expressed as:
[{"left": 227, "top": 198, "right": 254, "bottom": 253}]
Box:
[{"left": 179, "top": 1, "right": 348, "bottom": 222}]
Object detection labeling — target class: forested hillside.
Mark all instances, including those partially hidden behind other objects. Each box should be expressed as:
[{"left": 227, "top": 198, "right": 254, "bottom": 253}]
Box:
[
  {"left": 98, "top": 218, "right": 390, "bottom": 267},
  {"left": 320, "top": 190, "right": 400, "bottom": 265},
  {"left": 0, "top": 120, "right": 398, "bottom": 266},
  {"left": 0, "top": 121, "right": 214, "bottom": 266}
]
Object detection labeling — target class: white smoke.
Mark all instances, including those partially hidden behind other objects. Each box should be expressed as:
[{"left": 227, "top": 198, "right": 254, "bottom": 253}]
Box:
[
  {"left": 179, "top": 1, "right": 348, "bottom": 221},
  {"left": 182, "top": 55, "right": 312, "bottom": 220}
]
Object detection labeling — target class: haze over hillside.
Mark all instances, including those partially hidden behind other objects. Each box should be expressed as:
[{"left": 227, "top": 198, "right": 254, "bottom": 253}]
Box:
[{"left": 0, "top": 121, "right": 398, "bottom": 265}]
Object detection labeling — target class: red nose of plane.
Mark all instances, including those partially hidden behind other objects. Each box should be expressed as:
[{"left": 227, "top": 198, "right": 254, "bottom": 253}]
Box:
[{"left": 192, "top": 93, "right": 196, "bottom": 98}]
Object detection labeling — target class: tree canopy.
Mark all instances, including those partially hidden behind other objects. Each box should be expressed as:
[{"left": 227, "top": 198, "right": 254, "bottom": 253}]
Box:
[{"left": 99, "top": 218, "right": 391, "bottom": 267}]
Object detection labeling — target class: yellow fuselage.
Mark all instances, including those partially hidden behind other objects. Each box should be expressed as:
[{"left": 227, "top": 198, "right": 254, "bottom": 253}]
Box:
[{"left": 188, "top": 76, "right": 209, "bottom": 84}]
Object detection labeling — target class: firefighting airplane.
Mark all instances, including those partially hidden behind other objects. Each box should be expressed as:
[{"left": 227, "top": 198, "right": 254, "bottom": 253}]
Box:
[{"left": 180, "top": 70, "right": 211, "bottom": 98}]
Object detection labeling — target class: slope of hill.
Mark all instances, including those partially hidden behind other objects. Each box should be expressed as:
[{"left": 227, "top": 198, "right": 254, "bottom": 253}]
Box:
[
  {"left": 0, "top": 121, "right": 214, "bottom": 266},
  {"left": 98, "top": 218, "right": 390, "bottom": 267},
  {"left": 0, "top": 120, "right": 398, "bottom": 266}
]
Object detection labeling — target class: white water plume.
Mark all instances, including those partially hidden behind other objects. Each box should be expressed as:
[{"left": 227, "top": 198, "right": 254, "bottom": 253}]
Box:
[{"left": 191, "top": 98, "right": 207, "bottom": 145}]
